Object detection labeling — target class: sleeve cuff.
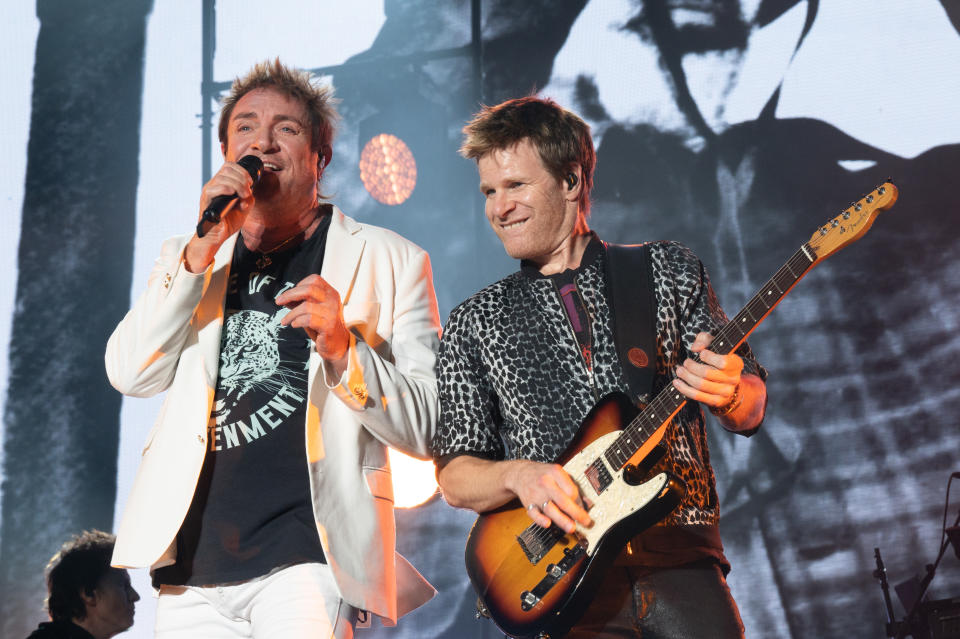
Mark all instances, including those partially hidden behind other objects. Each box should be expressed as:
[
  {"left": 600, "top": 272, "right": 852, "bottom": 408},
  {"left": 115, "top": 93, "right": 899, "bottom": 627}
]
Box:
[
  {"left": 433, "top": 450, "right": 500, "bottom": 473},
  {"left": 155, "top": 243, "right": 210, "bottom": 306},
  {"left": 322, "top": 331, "right": 373, "bottom": 409}
]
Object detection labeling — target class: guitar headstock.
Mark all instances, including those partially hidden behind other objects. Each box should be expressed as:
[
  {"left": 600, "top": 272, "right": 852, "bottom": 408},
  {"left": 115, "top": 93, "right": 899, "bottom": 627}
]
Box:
[{"left": 806, "top": 181, "right": 898, "bottom": 262}]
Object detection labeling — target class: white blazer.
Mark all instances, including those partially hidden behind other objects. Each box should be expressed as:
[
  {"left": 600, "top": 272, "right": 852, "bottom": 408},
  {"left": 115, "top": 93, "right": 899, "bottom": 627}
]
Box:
[{"left": 105, "top": 207, "right": 440, "bottom": 624}]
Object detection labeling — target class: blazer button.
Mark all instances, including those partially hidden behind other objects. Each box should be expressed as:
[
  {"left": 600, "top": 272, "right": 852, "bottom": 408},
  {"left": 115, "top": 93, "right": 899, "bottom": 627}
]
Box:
[{"left": 352, "top": 384, "right": 368, "bottom": 402}]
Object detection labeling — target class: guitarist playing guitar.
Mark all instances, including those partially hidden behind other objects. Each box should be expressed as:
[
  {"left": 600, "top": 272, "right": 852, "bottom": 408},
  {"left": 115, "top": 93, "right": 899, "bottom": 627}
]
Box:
[{"left": 432, "top": 97, "right": 767, "bottom": 639}]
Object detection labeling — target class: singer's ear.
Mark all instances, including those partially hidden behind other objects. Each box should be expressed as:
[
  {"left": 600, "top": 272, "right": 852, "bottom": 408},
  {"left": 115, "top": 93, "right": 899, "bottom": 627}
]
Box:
[
  {"left": 220, "top": 142, "right": 227, "bottom": 157},
  {"left": 319, "top": 145, "right": 332, "bottom": 173}
]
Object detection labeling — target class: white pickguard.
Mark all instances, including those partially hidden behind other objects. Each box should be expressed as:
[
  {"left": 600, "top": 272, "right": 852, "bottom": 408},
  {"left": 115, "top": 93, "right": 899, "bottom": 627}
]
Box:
[{"left": 564, "top": 430, "right": 669, "bottom": 554}]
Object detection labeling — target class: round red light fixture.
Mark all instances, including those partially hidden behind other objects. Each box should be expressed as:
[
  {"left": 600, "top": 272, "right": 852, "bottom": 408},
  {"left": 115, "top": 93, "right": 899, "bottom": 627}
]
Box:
[{"left": 359, "top": 133, "right": 417, "bottom": 205}]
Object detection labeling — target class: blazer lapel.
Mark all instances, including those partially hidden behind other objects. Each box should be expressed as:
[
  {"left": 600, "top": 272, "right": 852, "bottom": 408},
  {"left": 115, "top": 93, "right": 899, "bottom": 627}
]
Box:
[
  {"left": 320, "top": 206, "right": 365, "bottom": 305},
  {"left": 307, "top": 207, "right": 366, "bottom": 461},
  {"left": 309, "top": 206, "right": 365, "bottom": 383}
]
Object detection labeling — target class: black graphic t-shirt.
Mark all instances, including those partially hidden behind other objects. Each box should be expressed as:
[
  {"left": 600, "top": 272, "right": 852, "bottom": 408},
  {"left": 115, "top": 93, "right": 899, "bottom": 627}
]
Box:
[{"left": 155, "top": 210, "right": 332, "bottom": 586}]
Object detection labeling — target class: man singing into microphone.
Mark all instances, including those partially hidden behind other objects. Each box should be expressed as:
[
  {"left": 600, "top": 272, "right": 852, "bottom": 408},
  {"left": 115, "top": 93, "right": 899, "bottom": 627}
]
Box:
[{"left": 105, "top": 59, "right": 441, "bottom": 638}]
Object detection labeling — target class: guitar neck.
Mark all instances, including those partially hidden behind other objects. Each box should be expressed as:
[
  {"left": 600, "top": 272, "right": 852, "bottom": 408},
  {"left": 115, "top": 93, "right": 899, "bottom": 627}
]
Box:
[
  {"left": 708, "top": 244, "right": 815, "bottom": 356},
  {"left": 604, "top": 244, "right": 816, "bottom": 471}
]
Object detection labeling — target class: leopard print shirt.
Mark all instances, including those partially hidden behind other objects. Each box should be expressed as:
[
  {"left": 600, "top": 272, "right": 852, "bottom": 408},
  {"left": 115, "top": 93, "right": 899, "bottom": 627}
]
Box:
[{"left": 433, "top": 240, "right": 766, "bottom": 526}]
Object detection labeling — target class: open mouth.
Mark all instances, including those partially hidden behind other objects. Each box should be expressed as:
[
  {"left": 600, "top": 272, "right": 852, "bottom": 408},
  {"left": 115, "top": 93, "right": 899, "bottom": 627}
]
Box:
[
  {"left": 665, "top": 1, "right": 721, "bottom": 28},
  {"left": 671, "top": 8, "right": 717, "bottom": 28},
  {"left": 262, "top": 161, "right": 281, "bottom": 172},
  {"left": 501, "top": 219, "right": 528, "bottom": 230}
]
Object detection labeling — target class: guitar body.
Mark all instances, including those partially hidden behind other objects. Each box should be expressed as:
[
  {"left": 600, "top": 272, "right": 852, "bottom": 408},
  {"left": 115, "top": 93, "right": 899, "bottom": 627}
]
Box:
[{"left": 465, "top": 392, "right": 686, "bottom": 638}]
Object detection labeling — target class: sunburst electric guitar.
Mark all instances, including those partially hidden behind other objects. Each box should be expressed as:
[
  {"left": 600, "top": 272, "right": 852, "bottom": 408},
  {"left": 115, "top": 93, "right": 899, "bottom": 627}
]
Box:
[{"left": 464, "top": 181, "right": 898, "bottom": 639}]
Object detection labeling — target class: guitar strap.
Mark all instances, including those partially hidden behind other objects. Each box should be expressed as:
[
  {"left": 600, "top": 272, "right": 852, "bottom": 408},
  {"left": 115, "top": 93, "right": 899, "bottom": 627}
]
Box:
[{"left": 603, "top": 242, "right": 657, "bottom": 401}]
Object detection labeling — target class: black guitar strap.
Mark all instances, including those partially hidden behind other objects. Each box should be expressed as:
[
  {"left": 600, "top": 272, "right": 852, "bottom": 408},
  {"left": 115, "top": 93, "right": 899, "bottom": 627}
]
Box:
[{"left": 603, "top": 242, "right": 657, "bottom": 401}]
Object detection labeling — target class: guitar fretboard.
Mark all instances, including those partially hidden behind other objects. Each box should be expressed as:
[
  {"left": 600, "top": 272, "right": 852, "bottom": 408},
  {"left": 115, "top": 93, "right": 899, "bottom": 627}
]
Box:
[{"left": 603, "top": 244, "right": 817, "bottom": 472}]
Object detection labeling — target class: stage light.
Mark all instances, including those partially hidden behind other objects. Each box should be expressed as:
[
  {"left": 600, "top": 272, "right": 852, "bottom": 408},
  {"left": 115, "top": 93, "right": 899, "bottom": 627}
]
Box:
[
  {"left": 947, "top": 525, "right": 960, "bottom": 560},
  {"left": 388, "top": 447, "right": 438, "bottom": 508},
  {"left": 359, "top": 133, "right": 417, "bottom": 205}
]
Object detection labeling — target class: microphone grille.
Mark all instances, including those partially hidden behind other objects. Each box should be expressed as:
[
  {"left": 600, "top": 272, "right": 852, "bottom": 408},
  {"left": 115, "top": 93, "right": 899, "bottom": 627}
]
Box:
[{"left": 237, "top": 155, "right": 264, "bottom": 183}]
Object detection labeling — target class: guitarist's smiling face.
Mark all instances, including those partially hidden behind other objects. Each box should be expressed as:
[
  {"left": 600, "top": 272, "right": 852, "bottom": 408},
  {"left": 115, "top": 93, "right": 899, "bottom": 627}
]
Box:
[{"left": 478, "top": 139, "right": 586, "bottom": 273}]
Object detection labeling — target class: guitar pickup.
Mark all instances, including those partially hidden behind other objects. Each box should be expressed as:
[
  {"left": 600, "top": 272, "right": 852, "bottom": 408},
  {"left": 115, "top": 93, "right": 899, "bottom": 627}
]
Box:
[{"left": 585, "top": 458, "right": 612, "bottom": 493}]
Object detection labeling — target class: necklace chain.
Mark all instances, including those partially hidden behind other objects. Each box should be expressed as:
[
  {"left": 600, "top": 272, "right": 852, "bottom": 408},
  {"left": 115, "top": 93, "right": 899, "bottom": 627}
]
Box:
[{"left": 253, "top": 211, "right": 319, "bottom": 270}]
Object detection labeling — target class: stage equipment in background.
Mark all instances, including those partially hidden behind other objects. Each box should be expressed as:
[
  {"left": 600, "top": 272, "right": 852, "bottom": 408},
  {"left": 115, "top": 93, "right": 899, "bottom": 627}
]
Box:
[
  {"left": 359, "top": 133, "right": 417, "bottom": 205},
  {"left": 357, "top": 94, "right": 447, "bottom": 209},
  {"left": 876, "top": 548, "right": 899, "bottom": 634},
  {"left": 879, "top": 471, "right": 960, "bottom": 639},
  {"left": 922, "top": 597, "right": 960, "bottom": 639},
  {"left": 465, "top": 182, "right": 898, "bottom": 639},
  {"left": 949, "top": 526, "right": 960, "bottom": 561}
]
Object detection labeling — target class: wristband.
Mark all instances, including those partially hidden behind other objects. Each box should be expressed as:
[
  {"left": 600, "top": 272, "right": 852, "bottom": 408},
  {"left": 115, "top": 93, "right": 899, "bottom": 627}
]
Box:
[{"left": 709, "top": 383, "right": 742, "bottom": 417}]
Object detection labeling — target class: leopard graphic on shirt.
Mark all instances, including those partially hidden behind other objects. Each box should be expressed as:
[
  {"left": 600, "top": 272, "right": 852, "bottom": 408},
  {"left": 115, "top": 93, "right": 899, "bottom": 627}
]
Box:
[
  {"left": 203, "top": 213, "right": 333, "bottom": 456},
  {"left": 207, "top": 277, "right": 316, "bottom": 450},
  {"left": 210, "top": 306, "right": 310, "bottom": 445}
]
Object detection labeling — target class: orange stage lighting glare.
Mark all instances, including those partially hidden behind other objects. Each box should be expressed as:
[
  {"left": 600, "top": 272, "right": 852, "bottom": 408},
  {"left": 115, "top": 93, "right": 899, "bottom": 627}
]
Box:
[
  {"left": 388, "top": 447, "right": 438, "bottom": 508},
  {"left": 359, "top": 133, "right": 417, "bottom": 205}
]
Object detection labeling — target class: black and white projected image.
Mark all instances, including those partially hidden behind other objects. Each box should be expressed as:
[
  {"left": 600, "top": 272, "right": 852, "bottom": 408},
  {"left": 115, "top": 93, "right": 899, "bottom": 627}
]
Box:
[{"left": 538, "top": 2, "right": 960, "bottom": 636}]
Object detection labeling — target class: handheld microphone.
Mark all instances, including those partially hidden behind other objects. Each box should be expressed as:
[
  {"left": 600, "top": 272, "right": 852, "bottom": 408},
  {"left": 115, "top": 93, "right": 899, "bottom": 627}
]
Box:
[{"left": 196, "top": 155, "right": 264, "bottom": 238}]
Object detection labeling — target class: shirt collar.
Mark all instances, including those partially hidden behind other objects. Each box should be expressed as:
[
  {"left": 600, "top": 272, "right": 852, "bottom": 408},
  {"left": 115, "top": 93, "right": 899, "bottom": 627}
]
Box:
[{"left": 519, "top": 231, "right": 603, "bottom": 280}]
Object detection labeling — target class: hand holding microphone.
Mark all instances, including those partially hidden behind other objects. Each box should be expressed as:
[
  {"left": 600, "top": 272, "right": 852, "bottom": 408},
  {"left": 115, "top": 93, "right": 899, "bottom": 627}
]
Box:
[
  {"left": 184, "top": 155, "right": 263, "bottom": 273},
  {"left": 195, "top": 155, "right": 263, "bottom": 238}
]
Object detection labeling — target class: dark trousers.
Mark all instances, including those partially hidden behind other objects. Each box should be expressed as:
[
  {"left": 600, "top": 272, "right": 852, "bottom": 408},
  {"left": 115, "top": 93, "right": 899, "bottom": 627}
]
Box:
[{"left": 564, "top": 561, "right": 745, "bottom": 638}]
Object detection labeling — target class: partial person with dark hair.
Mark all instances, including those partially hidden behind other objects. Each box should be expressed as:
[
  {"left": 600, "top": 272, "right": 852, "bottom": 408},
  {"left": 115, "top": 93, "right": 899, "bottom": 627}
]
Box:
[
  {"left": 105, "top": 59, "right": 441, "bottom": 638},
  {"left": 27, "top": 530, "right": 139, "bottom": 639},
  {"left": 433, "top": 96, "right": 767, "bottom": 638}
]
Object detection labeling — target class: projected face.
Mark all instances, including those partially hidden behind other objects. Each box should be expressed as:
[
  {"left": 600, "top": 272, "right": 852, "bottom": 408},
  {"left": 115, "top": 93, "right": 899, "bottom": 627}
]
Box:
[
  {"left": 223, "top": 87, "right": 320, "bottom": 211},
  {"left": 625, "top": 0, "right": 808, "bottom": 133},
  {"left": 477, "top": 140, "right": 580, "bottom": 268},
  {"left": 639, "top": 0, "right": 764, "bottom": 52}
]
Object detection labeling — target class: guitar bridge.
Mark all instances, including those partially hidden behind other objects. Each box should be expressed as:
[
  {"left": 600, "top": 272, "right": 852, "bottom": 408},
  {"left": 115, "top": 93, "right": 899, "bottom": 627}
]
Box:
[{"left": 517, "top": 523, "right": 566, "bottom": 564}]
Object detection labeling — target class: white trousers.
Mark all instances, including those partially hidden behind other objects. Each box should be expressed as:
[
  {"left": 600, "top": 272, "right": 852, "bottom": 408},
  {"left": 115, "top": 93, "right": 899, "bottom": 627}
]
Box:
[{"left": 154, "top": 563, "right": 358, "bottom": 639}]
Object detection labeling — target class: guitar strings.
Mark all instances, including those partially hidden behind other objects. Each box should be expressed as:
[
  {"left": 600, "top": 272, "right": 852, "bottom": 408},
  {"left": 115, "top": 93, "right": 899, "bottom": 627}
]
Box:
[
  {"left": 603, "top": 246, "right": 812, "bottom": 471},
  {"left": 530, "top": 228, "right": 867, "bottom": 550},
  {"left": 526, "top": 247, "right": 815, "bottom": 552}
]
